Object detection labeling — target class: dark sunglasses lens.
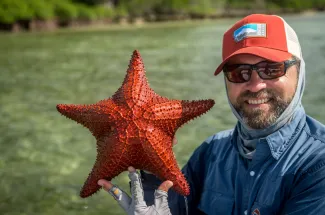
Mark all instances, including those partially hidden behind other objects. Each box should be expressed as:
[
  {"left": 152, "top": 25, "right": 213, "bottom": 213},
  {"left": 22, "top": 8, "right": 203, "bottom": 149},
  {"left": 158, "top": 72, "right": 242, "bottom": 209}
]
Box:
[
  {"left": 225, "top": 65, "right": 251, "bottom": 83},
  {"left": 258, "top": 62, "right": 285, "bottom": 79}
]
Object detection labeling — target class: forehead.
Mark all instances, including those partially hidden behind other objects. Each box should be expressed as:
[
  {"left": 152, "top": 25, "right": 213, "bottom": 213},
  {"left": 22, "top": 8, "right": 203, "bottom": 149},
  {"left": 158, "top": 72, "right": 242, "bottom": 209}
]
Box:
[{"left": 227, "top": 54, "right": 267, "bottom": 65}]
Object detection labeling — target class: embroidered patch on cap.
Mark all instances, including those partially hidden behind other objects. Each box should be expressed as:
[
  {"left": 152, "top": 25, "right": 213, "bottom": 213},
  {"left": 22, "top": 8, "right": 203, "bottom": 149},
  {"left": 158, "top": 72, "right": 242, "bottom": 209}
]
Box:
[{"left": 233, "top": 23, "right": 266, "bottom": 42}]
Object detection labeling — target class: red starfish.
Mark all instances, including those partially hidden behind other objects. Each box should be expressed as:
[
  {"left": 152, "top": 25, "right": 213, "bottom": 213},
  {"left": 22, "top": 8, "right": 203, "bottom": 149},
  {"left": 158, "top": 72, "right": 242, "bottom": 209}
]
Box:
[{"left": 56, "top": 50, "right": 215, "bottom": 198}]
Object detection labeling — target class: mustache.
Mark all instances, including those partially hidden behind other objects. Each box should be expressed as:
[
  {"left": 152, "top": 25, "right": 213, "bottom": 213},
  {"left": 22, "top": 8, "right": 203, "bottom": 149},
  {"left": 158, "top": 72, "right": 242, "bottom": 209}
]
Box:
[{"left": 237, "top": 89, "right": 277, "bottom": 101}]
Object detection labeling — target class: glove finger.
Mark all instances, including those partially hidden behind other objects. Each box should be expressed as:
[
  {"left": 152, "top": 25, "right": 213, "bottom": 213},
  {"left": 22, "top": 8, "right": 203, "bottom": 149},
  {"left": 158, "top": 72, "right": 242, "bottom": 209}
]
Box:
[
  {"left": 128, "top": 166, "right": 146, "bottom": 206},
  {"left": 154, "top": 189, "right": 172, "bottom": 215},
  {"left": 98, "top": 180, "right": 132, "bottom": 211}
]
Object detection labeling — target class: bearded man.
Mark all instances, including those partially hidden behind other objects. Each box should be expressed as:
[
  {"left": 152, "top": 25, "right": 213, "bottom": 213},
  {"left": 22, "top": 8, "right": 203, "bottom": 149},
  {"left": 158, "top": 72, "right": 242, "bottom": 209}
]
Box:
[{"left": 98, "top": 14, "right": 325, "bottom": 215}]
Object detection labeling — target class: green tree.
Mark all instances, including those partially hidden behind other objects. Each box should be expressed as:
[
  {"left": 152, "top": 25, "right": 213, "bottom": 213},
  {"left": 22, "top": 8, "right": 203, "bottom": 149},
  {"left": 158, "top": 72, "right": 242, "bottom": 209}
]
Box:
[
  {"left": 72, "top": 0, "right": 117, "bottom": 6},
  {"left": 94, "top": 5, "right": 115, "bottom": 19},
  {"left": 76, "top": 4, "right": 97, "bottom": 21},
  {"left": 313, "top": 0, "right": 325, "bottom": 10},
  {"left": 27, "top": 0, "right": 55, "bottom": 20},
  {"left": 266, "top": 0, "right": 313, "bottom": 10},
  {"left": 0, "top": 0, "right": 33, "bottom": 23},
  {"left": 50, "top": 0, "right": 79, "bottom": 21}
]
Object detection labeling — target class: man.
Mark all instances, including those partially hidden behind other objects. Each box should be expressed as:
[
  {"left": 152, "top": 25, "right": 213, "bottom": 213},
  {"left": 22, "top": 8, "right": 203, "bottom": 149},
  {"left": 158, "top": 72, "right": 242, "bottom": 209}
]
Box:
[{"left": 98, "top": 14, "right": 325, "bottom": 214}]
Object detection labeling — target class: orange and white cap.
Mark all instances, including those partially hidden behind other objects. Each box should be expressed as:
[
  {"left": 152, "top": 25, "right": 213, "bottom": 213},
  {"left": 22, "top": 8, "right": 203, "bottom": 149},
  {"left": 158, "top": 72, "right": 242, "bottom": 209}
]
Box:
[{"left": 214, "top": 14, "right": 302, "bottom": 75}]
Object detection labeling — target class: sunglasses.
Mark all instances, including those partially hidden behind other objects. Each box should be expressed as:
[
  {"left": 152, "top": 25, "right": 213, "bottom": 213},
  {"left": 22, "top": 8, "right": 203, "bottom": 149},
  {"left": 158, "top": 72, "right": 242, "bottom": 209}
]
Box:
[{"left": 223, "top": 58, "right": 299, "bottom": 83}]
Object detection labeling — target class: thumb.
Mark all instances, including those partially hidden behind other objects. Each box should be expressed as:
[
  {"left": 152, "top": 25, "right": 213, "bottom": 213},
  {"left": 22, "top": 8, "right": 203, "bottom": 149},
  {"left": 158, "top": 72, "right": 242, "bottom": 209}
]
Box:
[
  {"left": 98, "top": 179, "right": 113, "bottom": 191},
  {"left": 157, "top": 180, "right": 173, "bottom": 192},
  {"left": 98, "top": 179, "right": 132, "bottom": 211},
  {"left": 172, "top": 137, "right": 178, "bottom": 146}
]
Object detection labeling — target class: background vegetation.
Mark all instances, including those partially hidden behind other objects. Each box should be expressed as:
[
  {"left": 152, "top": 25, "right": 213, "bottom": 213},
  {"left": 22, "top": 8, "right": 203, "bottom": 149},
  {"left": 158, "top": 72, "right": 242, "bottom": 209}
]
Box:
[{"left": 0, "top": 0, "right": 325, "bottom": 31}]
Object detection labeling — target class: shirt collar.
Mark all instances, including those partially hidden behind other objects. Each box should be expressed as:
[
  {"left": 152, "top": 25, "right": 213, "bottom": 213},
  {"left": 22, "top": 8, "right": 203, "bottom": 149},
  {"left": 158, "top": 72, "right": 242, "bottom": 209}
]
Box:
[{"left": 265, "top": 106, "right": 306, "bottom": 160}]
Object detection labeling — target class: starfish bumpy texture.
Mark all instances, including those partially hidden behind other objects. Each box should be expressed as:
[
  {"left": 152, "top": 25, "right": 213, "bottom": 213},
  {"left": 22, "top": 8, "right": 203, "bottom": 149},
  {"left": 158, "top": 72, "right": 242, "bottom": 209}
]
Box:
[{"left": 56, "top": 50, "right": 215, "bottom": 198}]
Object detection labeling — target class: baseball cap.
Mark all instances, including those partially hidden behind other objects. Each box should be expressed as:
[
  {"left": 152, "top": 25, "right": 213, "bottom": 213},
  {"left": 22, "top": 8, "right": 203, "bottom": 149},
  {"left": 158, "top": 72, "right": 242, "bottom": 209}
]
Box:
[{"left": 214, "top": 14, "right": 302, "bottom": 76}]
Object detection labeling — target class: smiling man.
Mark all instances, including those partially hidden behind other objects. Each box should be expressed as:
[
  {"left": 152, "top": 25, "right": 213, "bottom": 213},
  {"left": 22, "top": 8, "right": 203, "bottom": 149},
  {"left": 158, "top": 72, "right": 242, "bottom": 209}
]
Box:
[
  {"left": 224, "top": 54, "right": 299, "bottom": 130},
  {"left": 98, "top": 14, "right": 325, "bottom": 215}
]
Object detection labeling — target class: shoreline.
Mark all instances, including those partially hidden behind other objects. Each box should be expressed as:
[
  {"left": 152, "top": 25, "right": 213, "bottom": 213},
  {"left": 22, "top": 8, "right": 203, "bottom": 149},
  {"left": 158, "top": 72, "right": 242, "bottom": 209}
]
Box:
[{"left": 1, "top": 10, "right": 324, "bottom": 35}]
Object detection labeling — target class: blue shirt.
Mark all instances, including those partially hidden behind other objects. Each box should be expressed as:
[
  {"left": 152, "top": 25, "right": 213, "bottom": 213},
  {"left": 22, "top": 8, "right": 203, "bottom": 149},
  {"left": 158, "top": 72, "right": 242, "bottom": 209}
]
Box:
[{"left": 141, "top": 107, "right": 325, "bottom": 214}]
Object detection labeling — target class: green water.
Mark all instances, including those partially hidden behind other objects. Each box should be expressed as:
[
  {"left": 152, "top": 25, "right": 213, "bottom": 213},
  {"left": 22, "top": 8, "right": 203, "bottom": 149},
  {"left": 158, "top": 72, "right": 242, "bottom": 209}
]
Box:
[{"left": 1, "top": 13, "right": 325, "bottom": 215}]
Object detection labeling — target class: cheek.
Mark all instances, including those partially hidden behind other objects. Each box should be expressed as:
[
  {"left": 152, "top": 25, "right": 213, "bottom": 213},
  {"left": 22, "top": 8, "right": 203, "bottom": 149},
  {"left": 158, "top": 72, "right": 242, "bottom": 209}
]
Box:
[
  {"left": 276, "top": 71, "right": 298, "bottom": 99},
  {"left": 226, "top": 82, "right": 242, "bottom": 104},
  {"left": 285, "top": 82, "right": 297, "bottom": 98},
  {"left": 286, "top": 66, "right": 299, "bottom": 94}
]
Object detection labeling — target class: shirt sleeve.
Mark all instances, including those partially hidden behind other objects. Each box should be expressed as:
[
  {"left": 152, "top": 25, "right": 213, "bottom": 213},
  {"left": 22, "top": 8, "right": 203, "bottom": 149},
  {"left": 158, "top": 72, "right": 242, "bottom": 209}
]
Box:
[
  {"left": 282, "top": 160, "right": 325, "bottom": 214},
  {"left": 141, "top": 141, "right": 212, "bottom": 215}
]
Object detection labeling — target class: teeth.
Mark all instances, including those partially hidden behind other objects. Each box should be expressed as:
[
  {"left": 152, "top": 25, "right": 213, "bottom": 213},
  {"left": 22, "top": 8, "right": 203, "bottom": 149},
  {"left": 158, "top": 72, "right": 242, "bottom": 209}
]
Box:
[{"left": 247, "top": 99, "right": 269, "bottom": 104}]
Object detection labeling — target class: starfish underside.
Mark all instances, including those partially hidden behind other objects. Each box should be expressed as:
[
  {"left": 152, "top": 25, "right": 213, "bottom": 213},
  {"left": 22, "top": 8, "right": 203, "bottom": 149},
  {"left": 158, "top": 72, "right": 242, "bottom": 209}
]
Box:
[{"left": 56, "top": 50, "right": 215, "bottom": 198}]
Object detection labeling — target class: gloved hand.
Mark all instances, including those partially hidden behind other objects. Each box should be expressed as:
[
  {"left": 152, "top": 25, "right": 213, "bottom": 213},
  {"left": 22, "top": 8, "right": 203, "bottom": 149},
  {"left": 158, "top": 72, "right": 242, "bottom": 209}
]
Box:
[{"left": 98, "top": 166, "right": 173, "bottom": 215}]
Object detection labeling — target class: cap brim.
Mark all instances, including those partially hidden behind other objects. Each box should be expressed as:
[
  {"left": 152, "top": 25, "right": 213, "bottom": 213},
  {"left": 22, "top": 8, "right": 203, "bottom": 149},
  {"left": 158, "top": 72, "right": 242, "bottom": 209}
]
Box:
[{"left": 214, "top": 47, "right": 292, "bottom": 76}]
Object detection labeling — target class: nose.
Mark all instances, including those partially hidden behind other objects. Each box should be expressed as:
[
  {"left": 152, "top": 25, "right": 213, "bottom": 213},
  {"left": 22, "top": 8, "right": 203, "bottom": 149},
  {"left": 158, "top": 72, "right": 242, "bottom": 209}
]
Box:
[{"left": 246, "top": 70, "right": 266, "bottom": 92}]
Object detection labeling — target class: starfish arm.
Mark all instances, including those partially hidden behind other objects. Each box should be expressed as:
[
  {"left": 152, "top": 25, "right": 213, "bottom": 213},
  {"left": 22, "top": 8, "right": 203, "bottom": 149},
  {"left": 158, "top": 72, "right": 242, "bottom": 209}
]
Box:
[
  {"left": 142, "top": 100, "right": 182, "bottom": 135},
  {"left": 143, "top": 127, "right": 190, "bottom": 196},
  {"left": 113, "top": 50, "right": 154, "bottom": 108},
  {"left": 80, "top": 134, "right": 132, "bottom": 198},
  {"left": 56, "top": 99, "right": 119, "bottom": 137},
  {"left": 143, "top": 99, "right": 215, "bottom": 135},
  {"left": 144, "top": 101, "right": 182, "bottom": 120},
  {"left": 176, "top": 99, "right": 215, "bottom": 128}
]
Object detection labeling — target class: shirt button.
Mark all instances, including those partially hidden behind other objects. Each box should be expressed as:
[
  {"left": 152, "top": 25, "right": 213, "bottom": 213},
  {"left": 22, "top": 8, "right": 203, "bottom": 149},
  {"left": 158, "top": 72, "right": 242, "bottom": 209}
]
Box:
[
  {"left": 250, "top": 171, "right": 255, "bottom": 176},
  {"left": 244, "top": 210, "right": 248, "bottom": 215}
]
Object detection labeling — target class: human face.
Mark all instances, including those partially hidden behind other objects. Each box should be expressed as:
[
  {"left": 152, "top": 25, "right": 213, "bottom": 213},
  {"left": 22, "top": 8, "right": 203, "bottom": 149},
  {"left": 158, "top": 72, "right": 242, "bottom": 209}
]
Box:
[{"left": 225, "top": 54, "right": 299, "bottom": 129}]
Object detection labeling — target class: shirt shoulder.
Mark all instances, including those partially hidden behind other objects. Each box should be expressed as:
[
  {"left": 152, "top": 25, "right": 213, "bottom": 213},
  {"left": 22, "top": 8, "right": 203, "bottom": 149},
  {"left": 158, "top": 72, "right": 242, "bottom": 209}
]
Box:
[
  {"left": 294, "top": 115, "right": 325, "bottom": 178},
  {"left": 304, "top": 115, "right": 325, "bottom": 143},
  {"left": 188, "top": 129, "right": 235, "bottom": 161},
  {"left": 203, "top": 129, "right": 234, "bottom": 145},
  {"left": 196, "top": 129, "right": 236, "bottom": 162}
]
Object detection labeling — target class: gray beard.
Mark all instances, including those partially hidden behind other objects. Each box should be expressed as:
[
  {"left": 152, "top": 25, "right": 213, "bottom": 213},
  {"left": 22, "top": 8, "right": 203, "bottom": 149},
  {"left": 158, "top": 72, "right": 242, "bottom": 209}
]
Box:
[{"left": 233, "top": 89, "right": 293, "bottom": 129}]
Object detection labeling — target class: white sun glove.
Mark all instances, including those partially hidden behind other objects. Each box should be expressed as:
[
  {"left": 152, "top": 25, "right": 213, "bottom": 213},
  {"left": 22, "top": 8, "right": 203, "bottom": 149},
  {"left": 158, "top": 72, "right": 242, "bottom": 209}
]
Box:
[{"left": 107, "top": 170, "right": 172, "bottom": 215}]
